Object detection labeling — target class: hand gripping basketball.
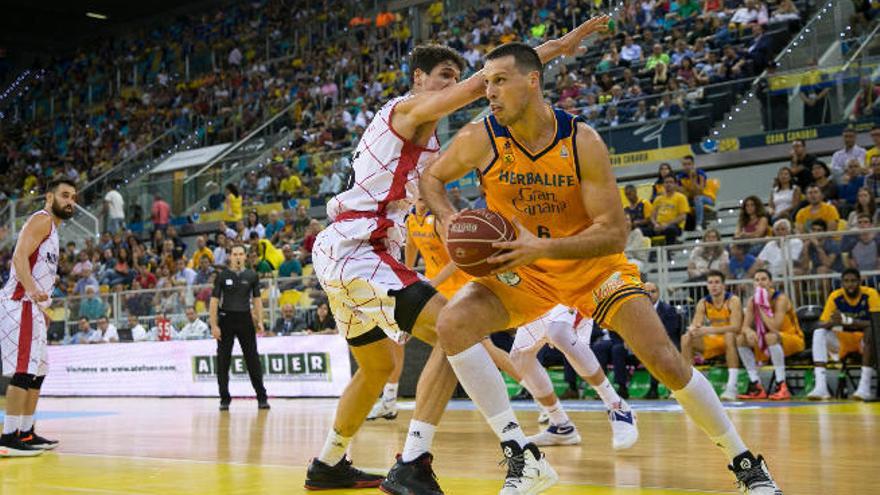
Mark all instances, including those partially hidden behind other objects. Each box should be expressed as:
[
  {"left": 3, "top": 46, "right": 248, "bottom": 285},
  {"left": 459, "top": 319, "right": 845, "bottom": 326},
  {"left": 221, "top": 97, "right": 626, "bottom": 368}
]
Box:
[{"left": 445, "top": 209, "right": 516, "bottom": 277}]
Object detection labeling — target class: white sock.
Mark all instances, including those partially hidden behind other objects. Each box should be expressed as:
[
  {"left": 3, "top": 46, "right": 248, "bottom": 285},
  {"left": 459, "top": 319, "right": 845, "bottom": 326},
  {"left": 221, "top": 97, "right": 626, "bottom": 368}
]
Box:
[
  {"left": 812, "top": 329, "right": 829, "bottom": 362},
  {"left": 738, "top": 346, "right": 760, "bottom": 382},
  {"left": 383, "top": 383, "right": 398, "bottom": 403},
  {"left": 2, "top": 415, "right": 21, "bottom": 435},
  {"left": 814, "top": 367, "right": 828, "bottom": 390},
  {"left": 768, "top": 344, "right": 786, "bottom": 383},
  {"left": 317, "top": 430, "right": 351, "bottom": 465},
  {"left": 19, "top": 415, "right": 34, "bottom": 432},
  {"left": 401, "top": 420, "right": 436, "bottom": 462},
  {"left": 448, "top": 344, "right": 527, "bottom": 447},
  {"left": 672, "top": 369, "right": 748, "bottom": 462},
  {"left": 859, "top": 366, "right": 876, "bottom": 393},
  {"left": 544, "top": 399, "right": 570, "bottom": 426},
  {"left": 726, "top": 368, "right": 739, "bottom": 391},
  {"left": 594, "top": 377, "right": 625, "bottom": 410}
]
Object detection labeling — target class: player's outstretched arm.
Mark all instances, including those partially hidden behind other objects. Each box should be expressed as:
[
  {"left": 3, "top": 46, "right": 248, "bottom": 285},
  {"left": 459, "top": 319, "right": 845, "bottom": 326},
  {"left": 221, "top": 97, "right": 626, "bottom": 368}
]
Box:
[
  {"left": 12, "top": 213, "right": 52, "bottom": 302},
  {"left": 396, "top": 14, "right": 609, "bottom": 132},
  {"left": 420, "top": 122, "right": 494, "bottom": 229}
]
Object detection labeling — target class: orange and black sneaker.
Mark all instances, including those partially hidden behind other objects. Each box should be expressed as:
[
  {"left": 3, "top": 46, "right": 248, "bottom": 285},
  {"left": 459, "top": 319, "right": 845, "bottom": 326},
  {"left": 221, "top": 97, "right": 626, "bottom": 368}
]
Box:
[
  {"left": 769, "top": 382, "right": 791, "bottom": 401},
  {"left": 19, "top": 428, "right": 59, "bottom": 450},
  {"left": 0, "top": 432, "right": 43, "bottom": 457},
  {"left": 737, "top": 381, "right": 768, "bottom": 400}
]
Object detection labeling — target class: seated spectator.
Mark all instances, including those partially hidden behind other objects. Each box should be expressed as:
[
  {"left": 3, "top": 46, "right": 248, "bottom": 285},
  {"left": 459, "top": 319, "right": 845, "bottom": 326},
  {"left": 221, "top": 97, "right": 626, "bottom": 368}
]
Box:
[
  {"left": 676, "top": 155, "right": 713, "bottom": 230},
  {"left": 646, "top": 175, "right": 690, "bottom": 245},
  {"left": 224, "top": 184, "right": 243, "bottom": 223},
  {"left": 681, "top": 270, "right": 743, "bottom": 401},
  {"left": 293, "top": 204, "right": 312, "bottom": 238},
  {"left": 173, "top": 258, "right": 198, "bottom": 286},
  {"left": 729, "top": 243, "right": 759, "bottom": 280},
  {"left": 771, "top": 0, "right": 801, "bottom": 22},
  {"left": 65, "top": 318, "right": 99, "bottom": 345},
  {"left": 865, "top": 155, "right": 880, "bottom": 199},
  {"left": 831, "top": 128, "right": 867, "bottom": 180},
  {"left": 847, "top": 187, "right": 878, "bottom": 228},
  {"left": 301, "top": 220, "right": 323, "bottom": 263},
  {"left": 652, "top": 92, "right": 683, "bottom": 120},
  {"left": 643, "top": 282, "right": 682, "bottom": 399},
  {"left": 153, "top": 313, "right": 177, "bottom": 341},
  {"left": 757, "top": 219, "right": 804, "bottom": 277},
  {"left": 644, "top": 43, "right": 671, "bottom": 73},
  {"left": 807, "top": 268, "right": 879, "bottom": 400},
  {"left": 178, "top": 307, "right": 210, "bottom": 340},
  {"left": 95, "top": 316, "right": 119, "bottom": 343},
  {"left": 735, "top": 195, "right": 771, "bottom": 252},
  {"left": 213, "top": 232, "right": 230, "bottom": 267},
  {"left": 652, "top": 62, "right": 671, "bottom": 93},
  {"left": 620, "top": 35, "right": 644, "bottom": 65},
  {"left": 688, "top": 229, "right": 730, "bottom": 282},
  {"left": 795, "top": 185, "right": 841, "bottom": 233},
  {"left": 273, "top": 304, "right": 306, "bottom": 336},
  {"left": 591, "top": 328, "right": 630, "bottom": 398},
  {"left": 651, "top": 162, "right": 676, "bottom": 201},
  {"left": 279, "top": 244, "right": 304, "bottom": 278},
  {"left": 264, "top": 211, "right": 285, "bottom": 241},
  {"left": 845, "top": 214, "right": 880, "bottom": 272},
  {"left": 798, "top": 219, "right": 844, "bottom": 275},
  {"left": 736, "top": 269, "right": 805, "bottom": 401},
  {"left": 865, "top": 125, "right": 880, "bottom": 166},
  {"left": 838, "top": 160, "right": 867, "bottom": 214},
  {"left": 243, "top": 210, "right": 266, "bottom": 240},
  {"left": 746, "top": 23, "right": 772, "bottom": 74},
  {"left": 191, "top": 236, "right": 214, "bottom": 268},
  {"left": 624, "top": 214, "right": 648, "bottom": 272},
  {"left": 811, "top": 161, "right": 838, "bottom": 202},
  {"left": 790, "top": 139, "right": 818, "bottom": 191},
  {"left": 71, "top": 251, "right": 93, "bottom": 279},
  {"left": 78, "top": 286, "right": 106, "bottom": 320},
  {"left": 125, "top": 280, "right": 153, "bottom": 317},
  {"left": 303, "top": 301, "right": 337, "bottom": 334},
  {"left": 448, "top": 186, "right": 471, "bottom": 211},
  {"left": 720, "top": 45, "right": 747, "bottom": 79},
  {"left": 126, "top": 314, "right": 153, "bottom": 342},
  {"left": 194, "top": 256, "right": 215, "bottom": 285}
]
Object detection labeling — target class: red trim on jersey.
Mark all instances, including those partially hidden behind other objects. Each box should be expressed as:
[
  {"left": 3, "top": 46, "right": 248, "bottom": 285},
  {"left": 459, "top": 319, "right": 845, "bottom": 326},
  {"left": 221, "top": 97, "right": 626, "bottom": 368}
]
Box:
[
  {"left": 16, "top": 301, "right": 34, "bottom": 373},
  {"left": 370, "top": 217, "right": 419, "bottom": 286},
  {"left": 378, "top": 139, "right": 422, "bottom": 215},
  {"left": 335, "top": 211, "right": 380, "bottom": 222},
  {"left": 11, "top": 236, "right": 48, "bottom": 301},
  {"left": 387, "top": 100, "right": 441, "bottom": 154}
]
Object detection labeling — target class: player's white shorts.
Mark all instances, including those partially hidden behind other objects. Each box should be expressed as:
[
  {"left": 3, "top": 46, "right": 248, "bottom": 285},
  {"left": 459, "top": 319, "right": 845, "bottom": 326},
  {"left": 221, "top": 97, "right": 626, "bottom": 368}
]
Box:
[
  {"left": 0, "top": 299, "right": 49, "bottom": 377},
  {"left": 512, "top": 305, "right": 593, "bottom": 354},
  {"left": 312, "top": 218, "right": 428, "bottom": 344}
]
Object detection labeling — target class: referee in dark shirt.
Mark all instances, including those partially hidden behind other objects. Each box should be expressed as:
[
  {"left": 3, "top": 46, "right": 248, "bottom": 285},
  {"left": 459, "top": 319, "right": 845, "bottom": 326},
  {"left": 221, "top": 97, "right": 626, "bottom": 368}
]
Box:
[{"left": 209, "top": 243, "right": 269, "bottom": 410}]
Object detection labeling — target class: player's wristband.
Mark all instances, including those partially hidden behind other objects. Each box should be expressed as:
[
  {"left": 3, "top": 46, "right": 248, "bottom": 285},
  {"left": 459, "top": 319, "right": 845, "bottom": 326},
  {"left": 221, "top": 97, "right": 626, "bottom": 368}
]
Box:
[{"left": 842, "top": 315, "right": 853, "bottom": 325}]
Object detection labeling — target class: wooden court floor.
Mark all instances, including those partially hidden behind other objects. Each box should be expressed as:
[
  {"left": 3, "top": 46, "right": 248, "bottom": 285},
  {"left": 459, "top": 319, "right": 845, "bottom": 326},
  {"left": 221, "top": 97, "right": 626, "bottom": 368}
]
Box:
[{"left": 0, "top": 397, "right": 877, "bottom": 494}]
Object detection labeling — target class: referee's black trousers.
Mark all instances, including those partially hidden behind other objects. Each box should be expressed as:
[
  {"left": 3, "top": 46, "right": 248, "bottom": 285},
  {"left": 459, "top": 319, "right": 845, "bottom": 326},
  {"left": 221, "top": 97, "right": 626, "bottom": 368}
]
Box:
[{"left": 217, "top": 310, "right": 267, "bottom": 402}]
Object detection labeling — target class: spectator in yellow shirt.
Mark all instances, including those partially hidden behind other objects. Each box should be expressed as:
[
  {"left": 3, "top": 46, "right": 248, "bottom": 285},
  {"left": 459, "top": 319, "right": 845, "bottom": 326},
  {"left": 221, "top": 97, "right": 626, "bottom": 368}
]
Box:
[
  {"left": 648, "top": 175, "right": 690, "bottom": 245},
  {"left": 795, "top": 185, "right": 840, "bottom": 233},
  {"left": 279, "top": 172, "right": 304, "bottom": 199},
  {"left": 224, "top": 184, "right": 243, "bottom": 222},
  {"left": 865, "top": 125, "right": 880, "bottom": 166},
  {"left": 190, "top": 235, "right": 214, "bottom": 268}
]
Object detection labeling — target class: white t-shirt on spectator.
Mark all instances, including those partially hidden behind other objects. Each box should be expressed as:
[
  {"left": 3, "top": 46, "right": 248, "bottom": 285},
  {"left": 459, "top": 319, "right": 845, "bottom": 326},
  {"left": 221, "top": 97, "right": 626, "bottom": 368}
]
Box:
[
  {"left": 101, "top": 324, "right": 119, "bottom": 343},
  {"left": 757, "top": 238, "right": 803, "bottom": 277},
  {"left": 131, "top": 323, "right": 151, "bottom": 341},
  {"left": 621, "top": 44, "right": 643, "bottom": 62},
  {"left": 228, "top": 47, "right": 243, "bottom": 66},
  {"left": 104, "top": 190, "right": 125, "bottom": 219},
  {"left": 178, "top": 319, "right": 210, "bottom": 340},
  {"left": 213, "top": 246, "right": 228, "bottom": 267}
]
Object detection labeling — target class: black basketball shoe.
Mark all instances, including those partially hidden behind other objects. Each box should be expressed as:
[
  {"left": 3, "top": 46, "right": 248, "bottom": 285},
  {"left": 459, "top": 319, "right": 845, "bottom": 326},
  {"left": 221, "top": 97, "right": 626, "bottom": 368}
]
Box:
[
  {"left": 304, "top": 455, "right": 384, "bottom": 490},
  {"left": 728, "top": 451, "right": 783, "bottom": 494},
  {"left": 380, "top": 452, "right": 443, "bottom": 495},
  {"left": 19, "top": 428, "right": 59, "bottom": 450},
  {"left": 0, "top": 432, "right": 44, "bottom": 457}
]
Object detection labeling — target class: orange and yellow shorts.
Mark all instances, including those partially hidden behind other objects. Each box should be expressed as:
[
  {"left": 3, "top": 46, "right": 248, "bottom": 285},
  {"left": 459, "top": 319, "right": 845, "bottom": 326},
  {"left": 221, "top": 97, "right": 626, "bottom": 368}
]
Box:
[
  {"left": 838, "top": 331, "right": 864, "bottom": 360},
  {"left": 473, "top": 258, "right": 645, "bottom": 329},
  {"left": 701, "top": 334, "right": 728, "bottom": 360},
  {"left": 756, "top": 333, "right": 805, "bottom": 361}
]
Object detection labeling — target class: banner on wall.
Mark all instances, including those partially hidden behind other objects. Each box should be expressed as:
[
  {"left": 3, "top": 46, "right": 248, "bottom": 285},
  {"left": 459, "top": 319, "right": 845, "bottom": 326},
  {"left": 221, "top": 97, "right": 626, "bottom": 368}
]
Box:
[{"left": 42, "top": 335, "right": 351, "bottom": 397}]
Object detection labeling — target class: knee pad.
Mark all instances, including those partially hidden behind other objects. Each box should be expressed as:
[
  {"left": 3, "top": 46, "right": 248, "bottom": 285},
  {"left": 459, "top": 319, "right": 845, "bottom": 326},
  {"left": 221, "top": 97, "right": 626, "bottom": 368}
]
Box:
[
  {"left": 30, "top": 375, "right": 45, "bottom": 390},
  {"left": 10, "top": 372, "right": 35, "bottom": 389}
]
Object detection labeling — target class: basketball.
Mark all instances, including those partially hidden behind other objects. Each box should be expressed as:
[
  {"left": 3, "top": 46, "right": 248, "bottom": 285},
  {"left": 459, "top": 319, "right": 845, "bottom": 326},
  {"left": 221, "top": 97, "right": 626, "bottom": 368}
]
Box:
[{"left": 446, "top": 209, "right": 516, "bottom": 277}]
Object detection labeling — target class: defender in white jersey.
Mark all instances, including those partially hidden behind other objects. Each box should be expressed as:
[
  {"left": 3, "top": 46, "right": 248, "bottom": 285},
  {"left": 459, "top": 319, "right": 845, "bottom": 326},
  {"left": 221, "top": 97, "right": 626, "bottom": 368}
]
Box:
[
  {"left": 0, "top": 179, "right": 76, "bottom": 457},
  {"left": 304, "top": 17, "right": 611, "bottom": 494},
  {"left": 510, "top": 305, "right": 638, "bottom": 451}
]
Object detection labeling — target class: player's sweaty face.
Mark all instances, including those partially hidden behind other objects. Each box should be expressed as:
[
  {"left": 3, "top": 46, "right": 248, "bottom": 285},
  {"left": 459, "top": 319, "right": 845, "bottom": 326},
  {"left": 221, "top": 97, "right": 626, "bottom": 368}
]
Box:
[
  {"left": 425, "top": 62, "right": 460, "bottom": 91},
  {"left": 484, "top": 56, "right": 531, "bottom": 126}
]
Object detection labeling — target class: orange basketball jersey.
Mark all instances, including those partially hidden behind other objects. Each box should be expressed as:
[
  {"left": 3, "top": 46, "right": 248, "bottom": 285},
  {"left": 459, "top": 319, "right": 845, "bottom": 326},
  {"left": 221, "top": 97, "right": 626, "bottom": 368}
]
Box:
[
  {"left": 479, "top": 108, "right": 630, "bottom": 287},
  {"left": 406, "top": 210, "right": 471, "bottom": 298}
]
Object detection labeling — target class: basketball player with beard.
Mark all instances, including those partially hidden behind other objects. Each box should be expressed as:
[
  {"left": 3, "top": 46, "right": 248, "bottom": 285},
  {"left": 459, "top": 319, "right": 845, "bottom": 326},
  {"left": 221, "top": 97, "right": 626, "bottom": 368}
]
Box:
[{"left": 1, "top": 179, "right": 77, "bottom": 457}]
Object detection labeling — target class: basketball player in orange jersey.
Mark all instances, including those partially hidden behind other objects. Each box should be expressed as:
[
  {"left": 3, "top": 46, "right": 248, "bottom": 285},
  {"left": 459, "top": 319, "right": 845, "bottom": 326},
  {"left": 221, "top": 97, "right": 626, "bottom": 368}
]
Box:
[
  {"left": 367, "top": 198, "right": 530, "bottom": 422},
  {"left": 681, "top": 270, "right": 743, "bottom": 401},
  {"left": 303, "top": 16, "right": 611, "bottom": 493},
  {"left": 1, "top": 179, "right": 77, "bottom": 457},
  {"left": 420, "top": 43, "right": 783, "bottom": 494}
]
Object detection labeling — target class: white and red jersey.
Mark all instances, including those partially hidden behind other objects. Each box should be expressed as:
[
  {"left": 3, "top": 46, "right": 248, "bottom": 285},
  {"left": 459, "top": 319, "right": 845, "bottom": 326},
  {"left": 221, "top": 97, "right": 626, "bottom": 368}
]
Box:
[
  {"left": 326, "top": 94, "right": 440, "bottom": 241},
  {"left": 1, "top": 210, "right": 59, "bottom": 309}
]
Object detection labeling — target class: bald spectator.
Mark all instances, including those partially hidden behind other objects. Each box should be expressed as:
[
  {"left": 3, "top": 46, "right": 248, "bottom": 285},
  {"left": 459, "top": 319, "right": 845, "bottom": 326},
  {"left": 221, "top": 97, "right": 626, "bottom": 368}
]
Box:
[
  {"left": 279, "top": 244, "right": 303, "bottom": 278},
  {"left": 831, "top": 128, "right": 867, "bottom": 180},
  {"left": 191, "top": 236, "right": 214, "bottom": 268},
  {"left": 273, "top": 304, "right": 305, "bottom": 336}
]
